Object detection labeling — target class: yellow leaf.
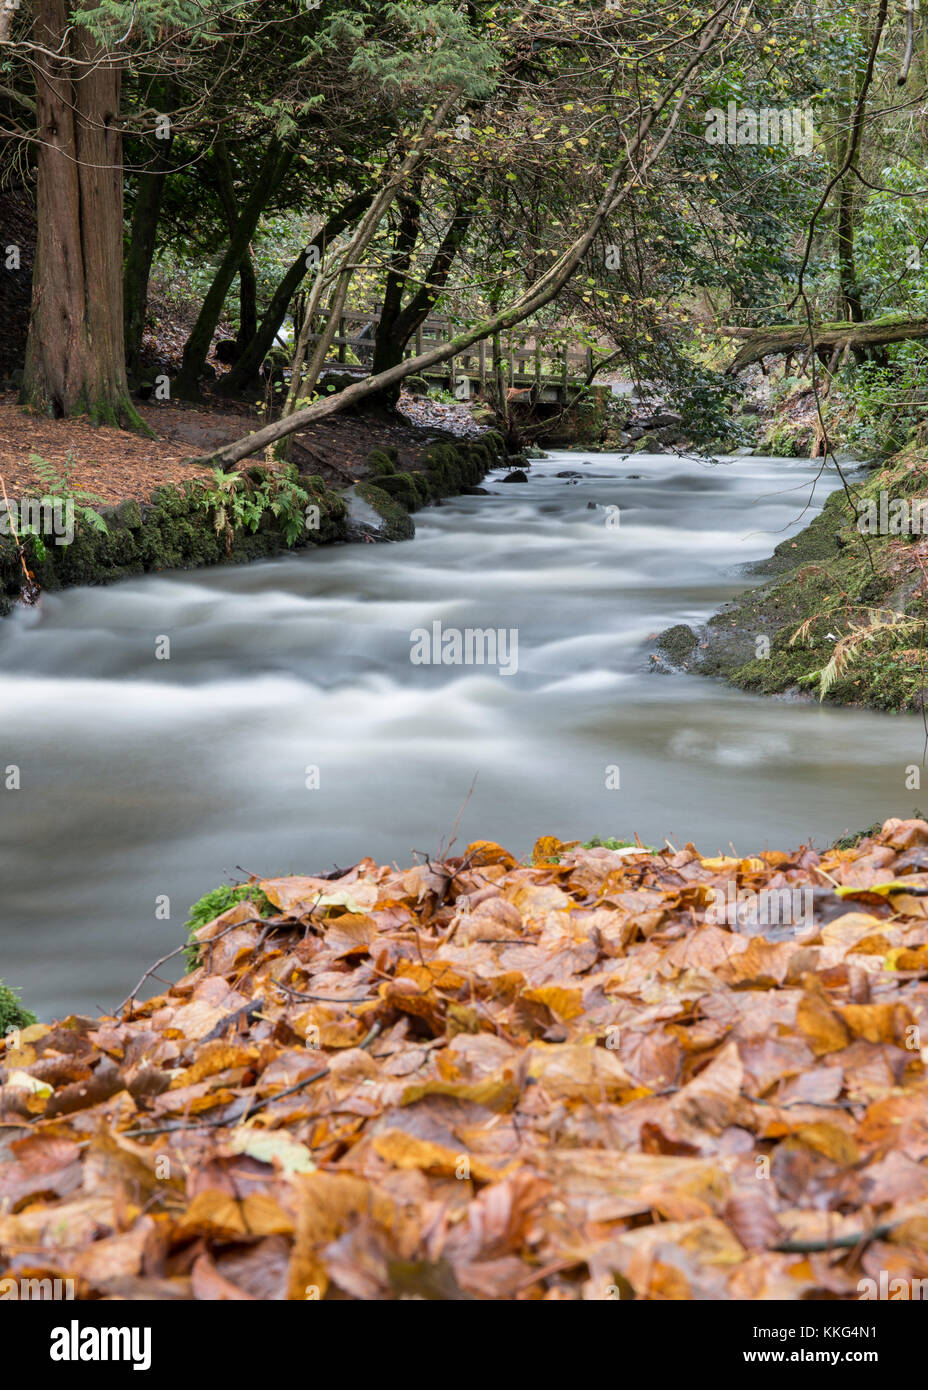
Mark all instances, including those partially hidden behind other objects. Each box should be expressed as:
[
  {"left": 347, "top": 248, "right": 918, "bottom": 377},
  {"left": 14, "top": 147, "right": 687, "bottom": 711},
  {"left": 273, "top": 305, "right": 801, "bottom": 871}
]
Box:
[
  {"left": 795, "top": 1123, "right": 860, "bottom": 1165},
  {"left": 227, "top": 1126, "right": 316, "bottom": 1173},
  {"left": 400, "top": 1069, "right": 520, "bottom": 1112},
  {"left": 834, "top": 880, "right": 916, "bottom": 898},
  {"left": 522, "top": 984, "right": 584, "bottom": 1021},
  {"left": 838, "top": 1002, "right": 911, "bottom": 1045},
  {"left": 372, "top": 1129, "right": 507, "bottom": 1183},
  {"left": 5, "top": 1070, "right": 52, "bottom": 1097},
  {"left": 796, "top": 993, "right": 850, "bottom": 1056}
]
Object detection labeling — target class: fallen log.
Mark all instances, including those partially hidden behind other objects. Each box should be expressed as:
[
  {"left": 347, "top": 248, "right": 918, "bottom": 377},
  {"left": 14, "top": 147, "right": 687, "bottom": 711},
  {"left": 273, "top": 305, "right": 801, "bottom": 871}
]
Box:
[{"left": 722, "top": 317, "right": 928, "bottom": 374}]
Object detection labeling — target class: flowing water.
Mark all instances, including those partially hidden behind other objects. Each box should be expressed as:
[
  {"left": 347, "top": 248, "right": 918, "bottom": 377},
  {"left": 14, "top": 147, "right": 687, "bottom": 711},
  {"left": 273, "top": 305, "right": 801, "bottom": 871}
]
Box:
[{"left": 0, "top": 449, "right": 920, "bottom": 1019}]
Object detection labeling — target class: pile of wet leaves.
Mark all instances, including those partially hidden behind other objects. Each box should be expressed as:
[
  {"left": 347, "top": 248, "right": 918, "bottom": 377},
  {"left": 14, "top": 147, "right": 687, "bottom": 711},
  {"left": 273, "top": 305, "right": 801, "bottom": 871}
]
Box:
[{"left": 3, "top": 821, "right": 928, "bottom": 1301}]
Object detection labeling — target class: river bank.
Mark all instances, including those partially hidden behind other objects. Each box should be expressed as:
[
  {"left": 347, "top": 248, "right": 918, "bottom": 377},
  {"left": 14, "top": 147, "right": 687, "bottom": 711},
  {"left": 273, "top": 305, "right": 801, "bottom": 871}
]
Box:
[
  {"left": 2, "top": 821, "right": 928, "bottom": 1300},
  {"left": 0, "top": 393, "right": 508, "bottom": 614},
  {"left": 656, "top": 444, "right": 928, "bottom": 712}
]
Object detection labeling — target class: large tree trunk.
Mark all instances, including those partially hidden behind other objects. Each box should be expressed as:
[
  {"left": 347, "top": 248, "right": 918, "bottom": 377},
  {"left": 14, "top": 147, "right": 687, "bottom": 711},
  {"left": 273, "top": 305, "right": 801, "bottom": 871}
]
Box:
[
  {"left": 722, "top": 317, "right": 928, "bottom": 374},
  {"left": 23, "top": 0, "right": 145, "bottom": 428},
  {"left": 836, "top": 181, "right": 862, "bottom": 324}
]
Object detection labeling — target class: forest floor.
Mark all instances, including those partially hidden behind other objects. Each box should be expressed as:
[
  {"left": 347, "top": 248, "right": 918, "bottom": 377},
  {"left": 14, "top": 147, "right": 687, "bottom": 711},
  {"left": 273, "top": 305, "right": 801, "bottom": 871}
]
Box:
[
  {"left": 0, "top": 387, "right": 488, "bottom": 506},
  {"left": 2, "top": 821, "right": 928, "bottom": 1300}
]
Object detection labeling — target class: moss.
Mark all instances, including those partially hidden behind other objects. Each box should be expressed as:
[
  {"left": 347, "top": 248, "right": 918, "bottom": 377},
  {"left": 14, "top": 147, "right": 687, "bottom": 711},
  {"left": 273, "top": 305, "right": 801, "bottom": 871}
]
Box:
[
  {"left": 355, "top": 481, "right": 415, "bottom": 540},
  {"left": 377, "top": 471, "right": 429, "bottom": 511},
  {"left": 831, "top": 821, "right": 886, "bottom": 851},
  {"left": 697, "top": 454, "right": 928, "bottom": 709},
  {"left": 0, "top": 978, "right": 36, "bottom": 1032},
  {"left": 757, "top": 424, "right": 814, "bottom": 457},
  {"left": 0, "top": 472, "right": 348, "bottom": 606},
  {"left": 184, "top": 882, "right": 272, "bottom": 970},
  {"left": 657, "top": 624, "right": 699, "bottom": 667},
  {"left": 422, "top": 438, "right": 495, "bottom": 497},
  {"left": 366, "top": 448, "right": 398, "bottom": 477}
]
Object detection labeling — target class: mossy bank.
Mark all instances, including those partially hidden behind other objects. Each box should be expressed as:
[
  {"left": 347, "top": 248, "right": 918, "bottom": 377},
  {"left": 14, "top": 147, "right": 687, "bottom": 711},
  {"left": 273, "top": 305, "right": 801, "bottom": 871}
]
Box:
[
  {"left": 0, "top": 431, "right": 505, "bottom": 615},
  {"left": 655, "top": 447, "right": 928, "bottom": 711}
]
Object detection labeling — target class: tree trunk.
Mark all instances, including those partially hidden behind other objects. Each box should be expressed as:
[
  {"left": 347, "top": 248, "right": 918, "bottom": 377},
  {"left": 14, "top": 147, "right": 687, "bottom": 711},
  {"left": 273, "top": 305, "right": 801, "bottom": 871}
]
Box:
[
  {"left": 237, "top": 252, "right": 258, "bottom": 352},
  {"left": 124, "top": 153, "right": 173, "bottom": 384},
  {"left": 369, "top": 189, "right": 475, "bottom": 406},
  {"left": 174, "top": 138, "right": 292, "bottom": 398},
  {"left": 215, "top": 191, "right": 372, "bottom": 396},
  {"left": 836, "top": 182, "right": 862, "bottom": 323},
  {"left": 368, "top": 185, "right": 422, "bottom": 387},
  {"left": 23, "top": 0, "right": 146, "bottom": 429},
  {"left": 213, "top": 142, "right": 258, "bottom": 352},
  {"left": 722, "top": 317, "right": 928, "bottom": 374}
]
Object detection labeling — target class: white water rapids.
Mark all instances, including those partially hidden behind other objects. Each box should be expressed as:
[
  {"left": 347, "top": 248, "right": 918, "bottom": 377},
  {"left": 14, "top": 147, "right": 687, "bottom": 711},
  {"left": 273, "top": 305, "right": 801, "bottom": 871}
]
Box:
[{"left": 0, "top": 449, "right": 919, "bottom": 1018}]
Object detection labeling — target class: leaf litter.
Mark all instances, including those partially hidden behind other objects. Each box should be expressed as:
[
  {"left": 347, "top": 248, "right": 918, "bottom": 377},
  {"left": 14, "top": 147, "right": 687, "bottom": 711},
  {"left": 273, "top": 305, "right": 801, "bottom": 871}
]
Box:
[{"left": 3, "top": 819, "right": 928, "bottom": 1300}]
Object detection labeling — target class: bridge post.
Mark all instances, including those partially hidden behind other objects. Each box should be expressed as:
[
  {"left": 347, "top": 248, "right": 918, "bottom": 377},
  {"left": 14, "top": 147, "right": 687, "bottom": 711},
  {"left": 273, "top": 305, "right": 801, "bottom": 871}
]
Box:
[{"left": 479, "top": 340, "right": 487, "bottom": 396}]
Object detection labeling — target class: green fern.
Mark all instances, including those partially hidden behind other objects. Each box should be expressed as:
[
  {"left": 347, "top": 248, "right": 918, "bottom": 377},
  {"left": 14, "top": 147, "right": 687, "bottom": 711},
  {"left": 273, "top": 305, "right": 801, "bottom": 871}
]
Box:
[
  {"left": 195, "top": 467, "right": 312, "bottom": 551},
  {"left": 25, "top": 451, "right": 109, "bottom": 547}
]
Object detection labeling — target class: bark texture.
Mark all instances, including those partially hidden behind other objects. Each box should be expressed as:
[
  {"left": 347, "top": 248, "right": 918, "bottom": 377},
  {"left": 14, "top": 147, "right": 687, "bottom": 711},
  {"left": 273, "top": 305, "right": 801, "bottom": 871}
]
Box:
[{"left": 23, "top": 0, "right": 143, "bottom": 427}]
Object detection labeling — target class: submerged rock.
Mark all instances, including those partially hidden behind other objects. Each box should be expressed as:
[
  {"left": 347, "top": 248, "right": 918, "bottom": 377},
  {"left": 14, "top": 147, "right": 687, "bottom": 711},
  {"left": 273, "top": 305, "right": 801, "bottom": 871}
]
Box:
[
  {"left": 346, "top": 482, "right": 415, "bottom": 542},
  {"left": 655, "top": 623, "right": 699, "bottom": 669}
]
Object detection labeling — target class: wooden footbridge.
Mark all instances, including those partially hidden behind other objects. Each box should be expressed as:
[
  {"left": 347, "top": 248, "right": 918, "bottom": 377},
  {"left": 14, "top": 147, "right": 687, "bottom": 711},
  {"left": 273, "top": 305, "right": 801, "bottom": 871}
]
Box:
[{"left": 311, "top": 307, "right": 598, "bottom": 403}]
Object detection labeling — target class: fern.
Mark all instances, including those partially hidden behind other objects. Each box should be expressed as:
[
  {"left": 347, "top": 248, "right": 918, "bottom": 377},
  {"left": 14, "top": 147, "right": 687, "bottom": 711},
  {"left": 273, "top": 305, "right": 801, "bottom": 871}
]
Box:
[
  {"left": 195, "top": 467, "right": 313, "bottom": 552},
  {"left": 24, "top": 451, "right": 109, "bottom": 549},
  {"left": 811, "top": 611, "right": 924, "bottom": 701}
]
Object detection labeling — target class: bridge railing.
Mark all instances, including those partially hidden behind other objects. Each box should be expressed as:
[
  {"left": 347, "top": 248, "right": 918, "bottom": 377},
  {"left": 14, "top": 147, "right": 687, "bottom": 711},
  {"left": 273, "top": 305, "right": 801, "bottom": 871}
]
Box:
[{"left": 306, "top": 307, "right": 594, "bottom": 389}]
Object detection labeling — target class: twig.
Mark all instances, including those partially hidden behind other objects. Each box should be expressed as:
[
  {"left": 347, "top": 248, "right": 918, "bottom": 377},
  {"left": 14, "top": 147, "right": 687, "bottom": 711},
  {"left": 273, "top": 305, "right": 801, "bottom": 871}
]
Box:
[
  {"left": 271, "top": 979, "right": 370, "bottom": 1004},
  {"left": 772, "top": 1221, "right": 895, "bottom": 1255},
  {"left": 117, "top": 918, "right": 266, "bottom": 1015},
  {"left": 121, "top": 1020, "right": 384, "bottom": 1138}
]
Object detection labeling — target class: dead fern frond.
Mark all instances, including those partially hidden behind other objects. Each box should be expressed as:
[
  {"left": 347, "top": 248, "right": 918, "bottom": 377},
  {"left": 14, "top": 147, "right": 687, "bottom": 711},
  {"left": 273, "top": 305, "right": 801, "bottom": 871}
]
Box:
[{"left": 815, "top": 611, "right": 923, "bottom": 701}]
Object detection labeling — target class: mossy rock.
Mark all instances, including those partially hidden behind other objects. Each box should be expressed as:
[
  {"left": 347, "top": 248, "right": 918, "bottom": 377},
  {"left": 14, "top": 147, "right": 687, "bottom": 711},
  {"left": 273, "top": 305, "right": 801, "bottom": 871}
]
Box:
[
  {"left": 0, "top": 978, "right": 36, "bottom": 1033},
  {"left": 376, "top": 471, "right": 429, "bottom": 511},
  {"left": 0, "top": 468, "right": 351, "bottom": 607},
  {"left": 353, "top": 481, "right": 415, "bottom": 540},
  {"left": 366, "top": 447, "right": 398, "bottom": 477},
  {"left": 657, "top": 624, "right": 699, "bottom": 667},
  {"left": 315, "top": 372, "right": 360, "bottom": 397}
]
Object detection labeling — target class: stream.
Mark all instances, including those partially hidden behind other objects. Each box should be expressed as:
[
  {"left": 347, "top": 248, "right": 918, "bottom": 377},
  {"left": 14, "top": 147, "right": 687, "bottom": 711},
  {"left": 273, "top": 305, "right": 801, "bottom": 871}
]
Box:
[{"left": 1, "top": 448, "right": 921, "bottom": 1019}]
